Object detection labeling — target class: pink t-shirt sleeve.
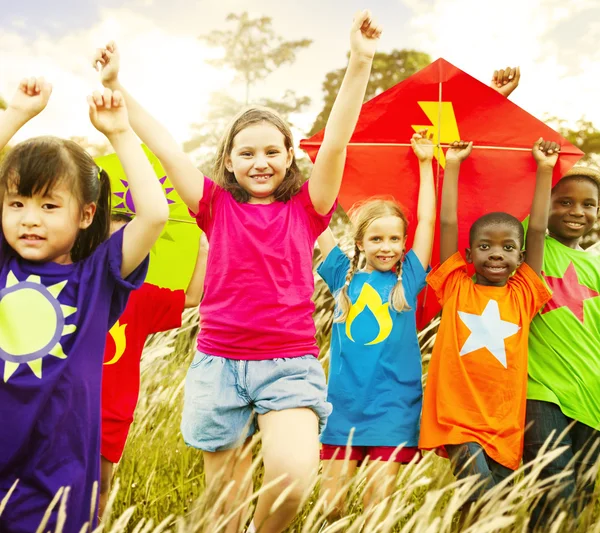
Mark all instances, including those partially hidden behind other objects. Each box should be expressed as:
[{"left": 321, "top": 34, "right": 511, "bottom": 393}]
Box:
[
  {"left": 295, "top": 181, "right": 338, "bottom": 240},
  {"left": 189, "top": 176, "right": 222, "bottom": 232}
]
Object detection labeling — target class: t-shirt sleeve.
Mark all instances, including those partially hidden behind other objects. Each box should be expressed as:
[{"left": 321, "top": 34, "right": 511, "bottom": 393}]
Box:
[
  {"left": 402, "top": 249, "right": 430, "bottom": 304},
  {"left": 316, "top": 245, "right": 351, "bottom": 293},
  {"left": 141, "top": 284, "right": 186, "bottom": 334},
  {"left": 510, "top": 263, "right": 552, "bottom": 318},
  {"left": 188, "top": 176, "right": 222, "bottom": 233},
  {"left": 426, "top": 252, "right": 470, "bottom": 306},
  {"left": 296, "top": 181, "right": 338, "bottom": 240},
  {"left": 90, "top": 225, "right": 149, "bottom": 327}
]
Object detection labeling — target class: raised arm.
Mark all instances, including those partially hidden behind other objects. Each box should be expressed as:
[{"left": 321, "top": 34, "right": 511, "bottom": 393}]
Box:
[
  {"left": 184, "top": 232, "right": 209, "bottom": 308},
  {"left": 0, "top": 77, "right": 52, "bottom": 153},
  {"left": 410, "top": 130, "right": 436, "bottom": 268},
  {"left": 316, "top": 227, "right": 338, "bottom": 263},
  {"left": 491, "top": 66, "right": 520, "bottom": 98},
  {"left": 93, "top": 42, "right": 204, "bottom": 212},
  {"left": 88, "top": 89, "right": 168, "bottom": 278},
  {"left": 526, "top": 138, "right": 559, "bottom": 275},
  {"left": 308, "top": 10, "right": 381, "bottom": 215},
  {"left": 440, "top": 141, "right": 473, "bottom": 263}
]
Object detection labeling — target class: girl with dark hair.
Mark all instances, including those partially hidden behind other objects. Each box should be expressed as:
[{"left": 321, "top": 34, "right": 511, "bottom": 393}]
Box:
[{"left": 0, "top": 77, "right": 168, "bottom": 532}]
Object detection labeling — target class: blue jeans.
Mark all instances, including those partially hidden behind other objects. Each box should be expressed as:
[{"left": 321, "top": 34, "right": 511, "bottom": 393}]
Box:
[
  {"left": 446, "top": 442, "right": 513, "bottom": 503},
  {"left": 523, "top": 400, "right": 600, "bottom": 530}
]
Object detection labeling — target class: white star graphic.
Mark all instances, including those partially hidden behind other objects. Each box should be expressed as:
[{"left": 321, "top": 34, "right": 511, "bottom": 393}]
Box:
[{"left": 457, "top": 299, "right": 520, "bottom": 368}]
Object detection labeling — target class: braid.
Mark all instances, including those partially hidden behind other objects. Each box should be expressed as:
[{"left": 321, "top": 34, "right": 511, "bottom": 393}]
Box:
[
  {"left": 389, "top": 252, "right": 411, "bottom": 313},
  {"left": 334, "top": 244, "right": 361, "bottom": 323}
]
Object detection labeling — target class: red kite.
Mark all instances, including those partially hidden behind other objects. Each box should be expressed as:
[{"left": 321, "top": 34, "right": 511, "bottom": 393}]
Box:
[{"left": 301, "top": 58, "right": 583, "bottom": 329}]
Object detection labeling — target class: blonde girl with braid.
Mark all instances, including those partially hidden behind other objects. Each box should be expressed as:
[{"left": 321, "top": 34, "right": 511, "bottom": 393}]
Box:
[{"left": 316, "top": 129, "right": 436, "bottom": 520}]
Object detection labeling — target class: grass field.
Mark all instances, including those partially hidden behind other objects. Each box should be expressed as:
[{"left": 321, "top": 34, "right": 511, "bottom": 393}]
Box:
[{"left": 98, "top": 301, "right": 600, "bottom": 533}]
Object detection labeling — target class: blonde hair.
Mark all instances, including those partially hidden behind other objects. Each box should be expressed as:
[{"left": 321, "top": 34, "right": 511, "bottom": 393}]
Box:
[
  {"left": 334, "top": 198, "right": 411, "bottom": 323},
  {"left": 212, "top": 106, "right": 303, "bottom": 203}
]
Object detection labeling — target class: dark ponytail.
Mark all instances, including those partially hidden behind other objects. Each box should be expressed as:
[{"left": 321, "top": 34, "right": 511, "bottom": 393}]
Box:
[{"left": 71, "top": 167, "right": 111, "bottom": 262}]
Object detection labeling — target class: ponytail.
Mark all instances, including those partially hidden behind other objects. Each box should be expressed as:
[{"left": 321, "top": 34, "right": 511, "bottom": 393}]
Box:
[
  {"left": 389, "top": 253, "right": 411, "bottom": 313},
  {"left": 333, "top": 244, "right": 361, "bottom": 323},
  {"left": 70, "top": 167, "right": 111, "bottom": 262}
]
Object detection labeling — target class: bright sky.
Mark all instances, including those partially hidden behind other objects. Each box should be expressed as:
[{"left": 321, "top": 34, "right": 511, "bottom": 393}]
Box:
[{"left": 1, "top": 0, "right": 599, "bottom": 152}]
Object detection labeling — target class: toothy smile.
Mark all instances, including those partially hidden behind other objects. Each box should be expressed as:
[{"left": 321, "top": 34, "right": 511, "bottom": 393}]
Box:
[
  {"left": 564, "top": 221, "right": 585, "bottom": 229},
  {"left": 484, "top": 265, "right": 507, "bottom": 273},
  {"left": 250, "top": 174, "right": 272, "bottom": 182},
  {"left": 20, "top": 234, "right": 44, "bottom": 240},
  {"left": 377, "top": 256, "right": 395, "bottom": 263}
]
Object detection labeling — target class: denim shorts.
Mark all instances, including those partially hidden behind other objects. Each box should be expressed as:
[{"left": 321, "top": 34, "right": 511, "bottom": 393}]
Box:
[{"left": 181, "top": 352, "right": 332, "bottom": 452}]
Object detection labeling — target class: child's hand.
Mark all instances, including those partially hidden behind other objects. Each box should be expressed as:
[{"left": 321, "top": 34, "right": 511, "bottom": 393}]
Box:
[
  {"left": 88, "top": 89, "right": 130, "bottom": 138},
  {"left": 8, "top": 77, "right": 52, "bottom": 121},
  {"left": 92, "top": 41, "right": 120, "bottom": 88},
  {"left": 350, "top": 10, "right": 382, "bottom": 60},
  {"left": 199, "top": 232, "right": 209, "bottom": 254},
  {"left": 410, "top": 129, "right": 435, "bottom": 162},
  {"left": 532, "top": 137, "right": 560, "bottom": 169},
  {"left": 446, "top": 140, "right": 473, "bottom": 164},
  {"left": 491, "top": 66, "right": 520, "bottom": 97}
]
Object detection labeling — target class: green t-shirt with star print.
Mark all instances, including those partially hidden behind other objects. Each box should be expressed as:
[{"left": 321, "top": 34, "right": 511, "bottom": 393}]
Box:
[{"left": 528, "top": 235, "right": 600, "bottom": 429}]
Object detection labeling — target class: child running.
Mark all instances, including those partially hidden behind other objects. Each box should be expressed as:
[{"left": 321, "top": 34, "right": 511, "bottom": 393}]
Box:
[
  {"left": 0, "top": 79, "right": 167, "bottom": 532},
  {"left": 316, "top": 129, "right": 435, "bottom": 518},
  {"left": 99, "top": 218, "right": 208, "bottom": 517},
  {"left": 418, "top": 138, "right": 558, "bottom": 521},
  {"left": 523, "top": 165, "right": 600, "bottom": 529},
  {"left": 92, "top": 10, "right": 381, "bottom": 533}
]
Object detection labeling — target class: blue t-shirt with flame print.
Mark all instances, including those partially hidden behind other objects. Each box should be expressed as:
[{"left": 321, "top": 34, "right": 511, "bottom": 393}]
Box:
[{"left": 317, "top": 246, "right": 428, "bottom": 447}]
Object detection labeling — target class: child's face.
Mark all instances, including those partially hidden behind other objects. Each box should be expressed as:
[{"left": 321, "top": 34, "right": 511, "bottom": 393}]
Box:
[
  {"left": 358, "top": 215, "right": 407, "bottom": 273},
  {"left": 547, "top": 178, "right": 599, "bottom": 248},
  {"left": 2, "top": 182, "right": 95, "bottom": 264},
  {"left": 466, "top": 224, "right": 524, "bottom": 286},
  {"left": 226, "top": 122, "right": 293, "bottom": 204}
]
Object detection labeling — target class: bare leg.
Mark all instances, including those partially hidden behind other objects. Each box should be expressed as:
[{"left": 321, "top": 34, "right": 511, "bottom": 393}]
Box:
[
  {"left": 363, "top": 460, "right": 401, "bottom": 523},
  {"left": 202, "top": 438, "right": 254, "bottom": 533},
  {"left": 253, "top": 409, "right": 320, "bottom": 533},
  {"left": 98, "top": 456, "right": 114, "bottom": 520},
  {"left": 320, "top": 458, "right": 358, "bottom": 521}
]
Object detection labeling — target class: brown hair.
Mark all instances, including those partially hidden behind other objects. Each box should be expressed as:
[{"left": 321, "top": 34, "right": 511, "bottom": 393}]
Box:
[
  {"left": 212, "top": 106, "right": 303, "bottom": 203},
  {"left": 334, "top": 198, "right": 411, "bottom": 323},
  {"left": 0, "top": 136, "right": 111, "bottom": 262}
]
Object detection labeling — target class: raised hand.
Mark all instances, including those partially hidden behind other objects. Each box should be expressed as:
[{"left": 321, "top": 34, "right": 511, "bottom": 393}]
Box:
[
  {"left": 87, "top": 89, "right": 130, "bottom": 138},
  {"left": 8, "top": 77, "right": 52, "bottom": 121},
  {"left": 491, "top": 66, "right": 520, "bottom": 98},
  {"left": 532, "top": 137, "right": 560, "bottom": 169},
  {"left": 446, "top": 140, "right": 473, "bottom": 164},
  {"left": 92, "top": 41, "right": 120, "bottom": 88},
  {"left": 410, "top": 129, "right": 434, "bottom": 162},
  {"left": 350, "top": 9, "right": 382, "bottom": 60}
]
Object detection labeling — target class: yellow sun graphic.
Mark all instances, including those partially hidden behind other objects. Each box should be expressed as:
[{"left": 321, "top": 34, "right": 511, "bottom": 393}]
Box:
[{"left": 0, "top": 271, "right": 77, "bottom": 382}]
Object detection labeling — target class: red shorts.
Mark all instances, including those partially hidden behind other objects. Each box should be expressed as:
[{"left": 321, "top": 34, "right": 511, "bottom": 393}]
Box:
[
  {"left": 101, "top": 418, "right": 133, "bottom": 464},
  {"left": 321, "top": 444, "right": 421, "bottom": 464}
]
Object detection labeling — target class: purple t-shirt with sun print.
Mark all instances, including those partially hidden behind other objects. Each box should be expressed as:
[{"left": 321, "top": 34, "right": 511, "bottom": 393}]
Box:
[{"left": 0, "top": 226, "right": 148, "bottom": 533}]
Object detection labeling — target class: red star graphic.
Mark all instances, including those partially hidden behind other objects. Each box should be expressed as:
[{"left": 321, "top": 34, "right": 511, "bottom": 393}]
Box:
[{"left": 542, "top": 262, "right": 600, "bottom": 323}]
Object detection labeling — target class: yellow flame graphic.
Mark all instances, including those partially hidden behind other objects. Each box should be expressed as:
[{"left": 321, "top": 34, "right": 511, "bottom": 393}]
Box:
[
  {"left": 412, "top": 101, "right": 461, "bottom": 168},
  {"left": 345, "top": 284, "right": 393, "bottom": 345},
  {"left": 104, "top": 320, "right": 127, "bottom": 366}
]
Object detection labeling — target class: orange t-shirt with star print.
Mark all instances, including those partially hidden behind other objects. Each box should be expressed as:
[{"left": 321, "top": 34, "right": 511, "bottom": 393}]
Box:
[{"left": 419, "top": 252, "right": 552, "bottom": 470}]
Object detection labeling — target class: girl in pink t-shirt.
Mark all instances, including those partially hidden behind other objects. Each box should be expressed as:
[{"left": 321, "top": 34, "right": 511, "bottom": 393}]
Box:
[{"left": 93, "top": 10, "right": 381, "bottom": 533}]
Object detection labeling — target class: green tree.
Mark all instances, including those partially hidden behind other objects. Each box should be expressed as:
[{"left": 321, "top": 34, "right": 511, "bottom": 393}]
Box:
[
  {"left": 185, "top": 12, "right": 312, "bottom": 168},
  {"left": 309, "top": 49, "right": 432, "bottom": 135},
  {"left": 200, "top": 12, "right": 312, "bottom": 104},
  {"left": 546, "top": 117, "right": 600, "bottom": 165}
]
